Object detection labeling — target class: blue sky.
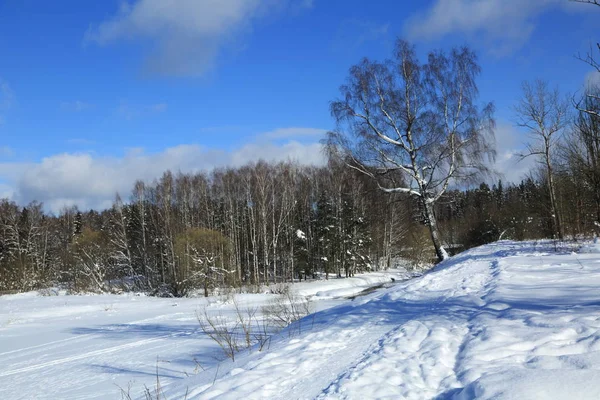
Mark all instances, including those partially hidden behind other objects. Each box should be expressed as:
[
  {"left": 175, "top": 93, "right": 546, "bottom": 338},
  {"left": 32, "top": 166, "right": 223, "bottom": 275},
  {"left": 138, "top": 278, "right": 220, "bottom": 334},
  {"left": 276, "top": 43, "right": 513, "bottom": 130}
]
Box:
[{"left": 0, "top": 0, "right": 598, "bottom": 212}]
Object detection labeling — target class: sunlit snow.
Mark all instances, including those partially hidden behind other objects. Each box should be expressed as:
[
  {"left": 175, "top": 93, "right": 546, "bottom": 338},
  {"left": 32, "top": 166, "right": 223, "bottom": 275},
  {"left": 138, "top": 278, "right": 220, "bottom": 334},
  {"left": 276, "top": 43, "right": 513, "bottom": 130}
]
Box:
[{"left": 4, "top": 241, "right": 600, "bottom": 399}]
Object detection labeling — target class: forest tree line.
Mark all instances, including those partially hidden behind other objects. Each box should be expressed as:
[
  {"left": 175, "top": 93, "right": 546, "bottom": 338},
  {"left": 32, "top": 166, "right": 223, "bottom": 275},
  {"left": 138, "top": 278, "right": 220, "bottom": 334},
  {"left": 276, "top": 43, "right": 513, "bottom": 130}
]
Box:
[
  {"left": 1, "top": 124, "right": 600, "bottom": 296},
  {"left": 0, "top": 161, "right": 409, "bottom": 295}
]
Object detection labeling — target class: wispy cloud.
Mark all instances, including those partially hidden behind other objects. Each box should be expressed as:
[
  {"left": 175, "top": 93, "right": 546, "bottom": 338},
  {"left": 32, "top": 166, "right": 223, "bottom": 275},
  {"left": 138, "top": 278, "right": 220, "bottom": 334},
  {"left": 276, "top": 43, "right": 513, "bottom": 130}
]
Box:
[
  {"left": 148, "top": 102, "right": 168, "bottom": 113},
  {"left": 332, "top": 19, "right": 390, "bottom": 52},
  {"left": 66, "top": 138, "right": 97, "bottom": 146},
  {"left": 301, "top": 0, "right": 315, "bottom": 9},
  {"left": 60, "top": 100, "right": 93, "bottom": 112},
  {"left": 260, "top": 127, "right": 327, "bottom": 140},
  {"left": 586, "top": 70, "right": 600, "bottom": 88},
  {"left": 0, "top": 128, "right": 326, "bottom": 212},
  {"left": 404, "top": 0, "right": 574, "bottom": 55},
  {"left": 198, "top": 125, "right": 246, "bottom": 134},
  {"left": 84, "top": 0, "right": 312, "bottom": 77},
  {"left": 117, "top": 101, "right": 168, "bottom": 119},
  {"left": 491, "top": 121, "right": 535, "bottom": 183},
  {"left": 0, "top": 80, "right": 13, "bottom": 109},
  {"left": 0, "top": 146, "right": 14, "bottom": 158}
]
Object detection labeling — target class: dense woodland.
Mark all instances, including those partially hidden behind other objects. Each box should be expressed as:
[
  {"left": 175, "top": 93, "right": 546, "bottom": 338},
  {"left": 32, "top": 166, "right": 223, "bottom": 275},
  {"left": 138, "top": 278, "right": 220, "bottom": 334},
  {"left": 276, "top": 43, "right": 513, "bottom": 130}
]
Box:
[{"left": 1, "top": 140, "right": 600, "bottom": 296}]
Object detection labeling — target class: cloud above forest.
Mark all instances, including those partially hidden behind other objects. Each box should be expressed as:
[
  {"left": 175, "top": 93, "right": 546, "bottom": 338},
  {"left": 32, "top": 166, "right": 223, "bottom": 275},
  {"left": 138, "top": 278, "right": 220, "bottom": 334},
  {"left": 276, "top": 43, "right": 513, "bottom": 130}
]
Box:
[
  {"left": 259, "top": 127, "right": 327, "bottom": 140},
  {"left": 0, "top": 133, "right": 326, "bottom": 213},
  {"left": 0, "top": 118, "right": 536, "bottom": 213},
  {"left": 491, "top": 121, "right": 536, "bottom": 184}
]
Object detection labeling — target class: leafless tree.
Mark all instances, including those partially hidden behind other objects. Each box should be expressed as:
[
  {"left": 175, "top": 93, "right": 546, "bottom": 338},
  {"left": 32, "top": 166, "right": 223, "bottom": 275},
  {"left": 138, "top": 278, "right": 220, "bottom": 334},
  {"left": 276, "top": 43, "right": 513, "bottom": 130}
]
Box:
[
  {"left": 563, "top": 85, "right": 600, "bottom": 222},
  {"left": 174, "top": 228, "right": 231, "bottom": 297},
  {"left": 73, "top": 227, "right": 110, "bottom": 292},
  {"left": 572, "top": 0, "right": 600, "bottom": 116},
  {"left": 514, "top": 80, "right": 570, "bottom": 239},
  {"left": 107, "top": 194, "right": 135, "bottom": 285},
  {"left": 132, "top": 180, "right": 151, "bottom": 287},
  {"left": 328, "top": 39, "right": 495, "bottom": 262}
]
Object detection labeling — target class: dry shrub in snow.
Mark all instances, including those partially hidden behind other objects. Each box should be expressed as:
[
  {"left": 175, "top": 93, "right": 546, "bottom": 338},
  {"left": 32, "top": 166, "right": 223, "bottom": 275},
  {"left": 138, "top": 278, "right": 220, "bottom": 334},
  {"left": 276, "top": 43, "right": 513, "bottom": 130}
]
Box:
[
  {"left": 262, "top": 290, "right": 312, "bottom": 332},
  {"left": 198, "top": 292, "right": 312, "bottom": 361}
]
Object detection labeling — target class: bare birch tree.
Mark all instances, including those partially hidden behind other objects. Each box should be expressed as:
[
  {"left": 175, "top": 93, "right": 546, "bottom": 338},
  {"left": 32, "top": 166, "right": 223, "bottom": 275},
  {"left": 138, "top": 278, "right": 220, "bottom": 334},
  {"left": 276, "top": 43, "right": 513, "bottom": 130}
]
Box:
[
  {"left": 328, "top": 39, "right": 495, "bottom": 262},
  {"left": 514, "top": 80, "right": 569, "bottom": 239}
]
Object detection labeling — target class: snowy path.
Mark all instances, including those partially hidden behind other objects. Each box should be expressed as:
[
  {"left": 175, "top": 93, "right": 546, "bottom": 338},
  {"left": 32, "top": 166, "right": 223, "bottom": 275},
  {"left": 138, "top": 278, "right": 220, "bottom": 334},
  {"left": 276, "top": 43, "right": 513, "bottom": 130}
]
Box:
[{"left": 163, "top": 241, "right": 600, "bottom": 399}]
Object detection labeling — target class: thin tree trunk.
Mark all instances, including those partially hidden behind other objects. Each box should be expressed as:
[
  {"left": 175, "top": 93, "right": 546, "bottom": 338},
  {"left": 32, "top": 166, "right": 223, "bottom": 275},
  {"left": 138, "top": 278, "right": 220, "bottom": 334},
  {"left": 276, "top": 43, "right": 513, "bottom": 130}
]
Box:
[
  {"left": 424, "top": 198, "right": 447, "bottom": 262},
  {"left": 546, "top": 158, "right": 563, "bottom": 240}
]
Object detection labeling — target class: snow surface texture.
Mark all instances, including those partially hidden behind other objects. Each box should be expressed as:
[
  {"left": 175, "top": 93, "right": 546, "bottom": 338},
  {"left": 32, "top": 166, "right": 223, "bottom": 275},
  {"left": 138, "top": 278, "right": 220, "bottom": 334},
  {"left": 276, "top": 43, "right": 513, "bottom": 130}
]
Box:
[
  {"left": 161, "top": 240, "right": 600, "bottom": 400},
  {"left": 0, "top": 269, "right": 406, "bottom": 399},
  {"left": 4, "top": 241, "right": 600, "bottom": 399}
]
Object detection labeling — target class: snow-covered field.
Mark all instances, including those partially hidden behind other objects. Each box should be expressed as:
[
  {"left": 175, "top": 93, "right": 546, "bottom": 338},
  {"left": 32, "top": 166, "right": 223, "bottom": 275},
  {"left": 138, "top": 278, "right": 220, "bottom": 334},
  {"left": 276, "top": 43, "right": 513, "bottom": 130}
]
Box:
[
  {"left": 5, "top": 240, "right": 600, "bottom": 399},
  {"left": 0, "top": 269, "right": 407, "bottom": 400}
]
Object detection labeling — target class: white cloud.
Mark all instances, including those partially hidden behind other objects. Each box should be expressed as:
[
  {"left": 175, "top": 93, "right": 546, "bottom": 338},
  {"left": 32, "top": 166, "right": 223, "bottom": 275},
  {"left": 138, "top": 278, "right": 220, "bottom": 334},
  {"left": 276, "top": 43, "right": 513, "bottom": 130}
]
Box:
[
  {"left": 117, "top": 101, "right": 168, "bottom": 119},
  {"left": 404, "top": 0, "right": 571, "bottom": 55},
  {"left": 85, "top": 0, "right": 306, "bottom": 76},
  {"left": 0, "top": 119, "right": 540, "bottom": 211},
  {"left": 0, "top": 80, "right": 13, "bottom": 109},
  {"left": 149, "top": 102, "right": 168, "bottom": 113},
  {"left": 260, "top": 127, "right": 327, "bottom": 140},
  {"left": 0, "top": 146, "right": 14, "bottom": 158},
  {"left": 491, "top": 121, "right": 536, "bottom": 184},
  {"left": 0, "top": 133, "right": 326, "bottom": 213},
  {"left": 332, "top": 20, "right": 390, "bottom": 52},
  {"left": 67, "top": 138, "right": 97, "bottom": 146}
]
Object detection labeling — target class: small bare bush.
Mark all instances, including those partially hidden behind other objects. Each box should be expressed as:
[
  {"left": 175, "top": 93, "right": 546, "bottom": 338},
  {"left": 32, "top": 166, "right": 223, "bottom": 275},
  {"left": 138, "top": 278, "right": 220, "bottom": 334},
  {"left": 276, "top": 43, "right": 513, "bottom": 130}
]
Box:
[
  {"left": 233, "top": 299, "right": 258, "bottom": 349},
  {"left": 38, "top": 287, "right": 60, "bottom": 296},
  {"left": 197, "top": 292, "right": 312, "bottom": 360},
  {"left": 197, "top": 297, "right": 276, "bottom": 361},
  {"left": 269, "top": 283, "right": 290, "bottom": 295},
  {"left": 118, "top": 358, "right": 188, "bottom": 400},
  {"left": 262, "top": 291, "right": 312, "bottom": 333},
  {"left": 197, "top": 308, "right": 240, "bottom": 361}
]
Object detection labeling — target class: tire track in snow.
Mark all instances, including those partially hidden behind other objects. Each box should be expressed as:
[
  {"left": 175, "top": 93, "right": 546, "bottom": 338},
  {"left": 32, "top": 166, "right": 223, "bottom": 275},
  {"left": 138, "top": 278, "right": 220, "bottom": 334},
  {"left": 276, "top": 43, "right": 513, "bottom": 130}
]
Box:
[
  {"left": 0, "top": 334, "right": 96, "bottom": 357},
  {"left": 0, "top": 333, "right": 178, "bottom": 377},
  {"left": 0, "top": 313, "right": 189, "bottom": 360}
]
